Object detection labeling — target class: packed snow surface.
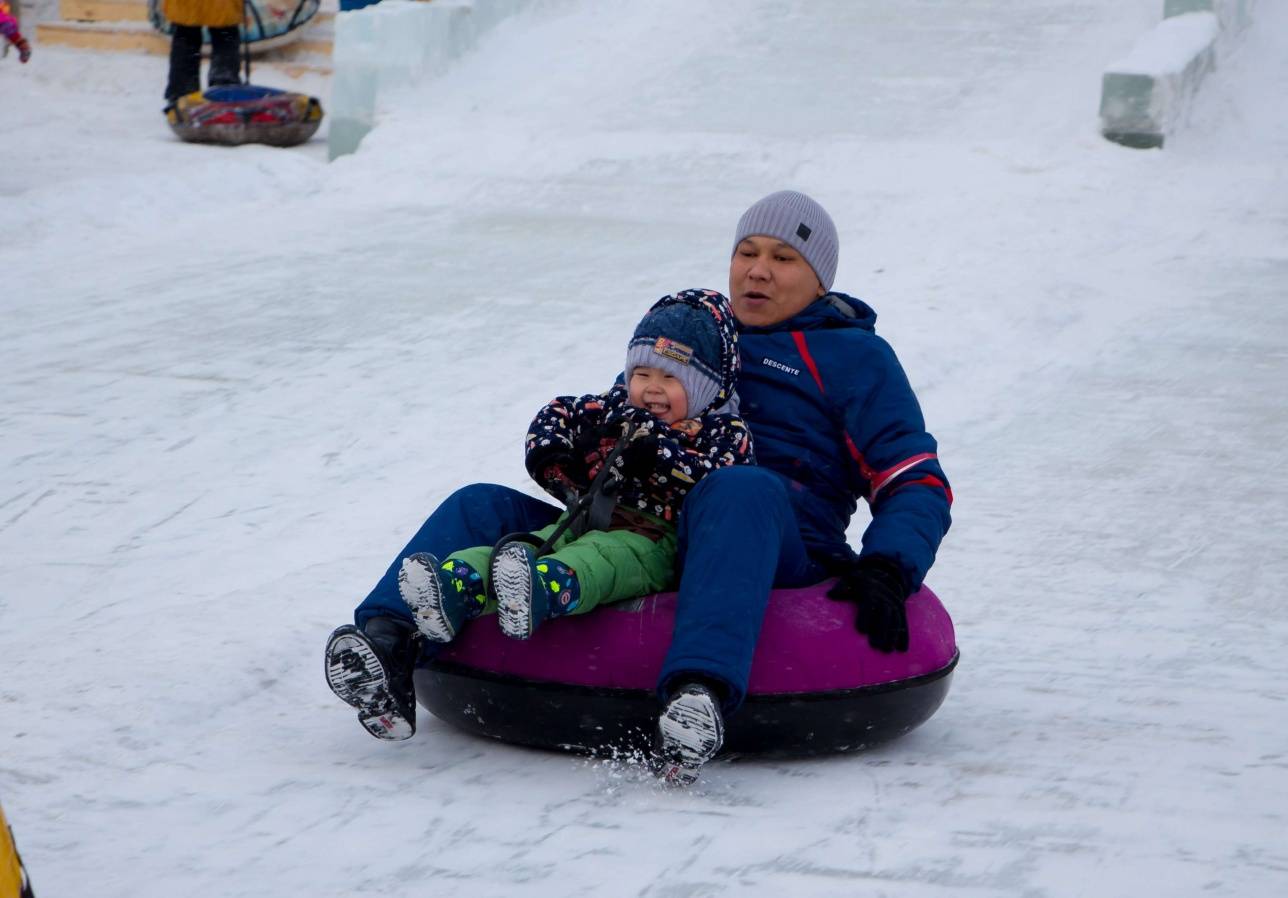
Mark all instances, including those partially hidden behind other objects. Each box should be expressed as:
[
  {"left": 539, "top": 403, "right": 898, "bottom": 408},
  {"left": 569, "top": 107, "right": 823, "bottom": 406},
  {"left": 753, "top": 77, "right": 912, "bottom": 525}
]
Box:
[{"left": 2, "top": 1, "right": 1287, "bottom": 896}]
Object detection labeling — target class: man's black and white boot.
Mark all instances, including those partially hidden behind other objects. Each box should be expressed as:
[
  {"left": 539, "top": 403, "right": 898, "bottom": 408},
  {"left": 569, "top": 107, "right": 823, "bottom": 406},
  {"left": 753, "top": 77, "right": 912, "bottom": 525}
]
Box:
[
  {"left": 325, "top": 617, "right": 417, "bottom": 741},
  {"left": 398, "top": 552, "right": 456, "bottom": 642},
  {"left": 656, "top": 682, "right": 725, "bottom": 786}
]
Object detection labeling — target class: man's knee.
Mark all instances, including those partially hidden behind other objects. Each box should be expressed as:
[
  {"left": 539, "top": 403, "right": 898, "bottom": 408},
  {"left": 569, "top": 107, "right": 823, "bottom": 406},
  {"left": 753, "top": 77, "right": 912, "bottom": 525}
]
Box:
[
  {"left": 438, "top": 482, "right": 512, "bottom": 516},
  {"left": 686, "top": 466, "right": 789, "bottom": 513}
]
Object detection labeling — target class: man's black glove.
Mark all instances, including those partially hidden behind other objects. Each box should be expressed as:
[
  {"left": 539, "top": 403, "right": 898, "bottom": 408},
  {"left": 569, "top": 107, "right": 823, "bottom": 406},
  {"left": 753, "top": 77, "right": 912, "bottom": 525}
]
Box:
[{"left": 827, "top": 555, "right": 911, "bottom": 653}]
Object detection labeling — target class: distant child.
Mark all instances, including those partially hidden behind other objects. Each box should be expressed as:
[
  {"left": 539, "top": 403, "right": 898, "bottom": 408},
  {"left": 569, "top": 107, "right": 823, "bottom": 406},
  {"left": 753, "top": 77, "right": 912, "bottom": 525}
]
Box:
[
  {"left": 1, "top": 1, "right": 31, "bottom": 63},
  {"left": 397, "top": 288, "right": 754, "bottom": 643}
]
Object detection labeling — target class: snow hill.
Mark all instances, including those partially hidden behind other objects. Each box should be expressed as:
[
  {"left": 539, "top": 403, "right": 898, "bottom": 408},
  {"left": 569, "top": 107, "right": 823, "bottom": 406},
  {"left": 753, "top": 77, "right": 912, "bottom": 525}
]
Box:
[{"left": 2, "top": 1, "right": 1286, "bottom": 895}]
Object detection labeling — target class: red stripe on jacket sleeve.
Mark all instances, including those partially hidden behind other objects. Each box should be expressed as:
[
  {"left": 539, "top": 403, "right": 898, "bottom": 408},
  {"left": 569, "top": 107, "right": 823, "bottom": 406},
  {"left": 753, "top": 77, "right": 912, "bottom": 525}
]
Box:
[
  {"left": 887, "top": 473, "right": 954, "bottom": 506},
  {"left": 869, "top": 452, "right": 939, "bottom": 496}
]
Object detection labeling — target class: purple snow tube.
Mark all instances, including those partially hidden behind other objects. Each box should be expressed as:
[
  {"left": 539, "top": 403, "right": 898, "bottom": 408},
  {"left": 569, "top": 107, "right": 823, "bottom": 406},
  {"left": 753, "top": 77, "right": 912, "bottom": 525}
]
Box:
[
  {"left": 414, "top": 582, "right": 958, "bottom": 757},
  {"left": 413, "top": 581, "right": 958, "bottom": 756}
]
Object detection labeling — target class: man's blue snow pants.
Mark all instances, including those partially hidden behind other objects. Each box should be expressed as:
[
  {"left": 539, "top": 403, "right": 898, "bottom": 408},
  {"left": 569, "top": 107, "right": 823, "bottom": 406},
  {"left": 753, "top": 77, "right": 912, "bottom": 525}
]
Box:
[{"left": 353, "top": 467, "right": 824, "bottom": 712}]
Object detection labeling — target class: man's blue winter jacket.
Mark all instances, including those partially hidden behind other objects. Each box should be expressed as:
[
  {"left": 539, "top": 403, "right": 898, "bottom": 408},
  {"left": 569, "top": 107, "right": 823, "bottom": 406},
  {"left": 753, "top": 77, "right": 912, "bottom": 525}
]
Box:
[{"left": 734, "top": 292, "right": 952, "bottom": 587}]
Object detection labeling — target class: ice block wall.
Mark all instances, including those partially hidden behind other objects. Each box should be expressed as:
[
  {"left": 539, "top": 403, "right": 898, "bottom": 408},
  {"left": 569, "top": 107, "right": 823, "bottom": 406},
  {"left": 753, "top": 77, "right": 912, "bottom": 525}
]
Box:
[
  {"left": 1099, "top": 0, "right": 1256, "bottom": 148},
  {"left": 329, "top": 0, "right": 527, "bottom": 160}
]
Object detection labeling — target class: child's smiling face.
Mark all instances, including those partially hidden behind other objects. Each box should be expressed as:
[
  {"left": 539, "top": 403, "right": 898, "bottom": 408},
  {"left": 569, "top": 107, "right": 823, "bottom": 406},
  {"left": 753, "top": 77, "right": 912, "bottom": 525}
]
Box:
[{"left": 628, "top": 366, "right": 689, "bottom": 423}]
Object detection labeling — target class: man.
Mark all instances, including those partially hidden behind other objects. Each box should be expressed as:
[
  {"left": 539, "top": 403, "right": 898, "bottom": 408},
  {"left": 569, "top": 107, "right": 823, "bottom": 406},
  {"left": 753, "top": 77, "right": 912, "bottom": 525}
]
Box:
[
  {"left": 324, "top": 191, "right": 951, "bottom": 786},
  {"left": 652, "top": 190, "right": 951, "bottom": 782}
]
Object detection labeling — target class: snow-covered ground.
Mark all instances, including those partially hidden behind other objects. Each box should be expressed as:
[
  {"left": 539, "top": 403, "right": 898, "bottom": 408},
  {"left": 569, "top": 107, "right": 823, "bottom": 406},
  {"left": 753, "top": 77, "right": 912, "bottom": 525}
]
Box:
[{"left": 3, "top": 1, "right": 1287, "bottom": 895}]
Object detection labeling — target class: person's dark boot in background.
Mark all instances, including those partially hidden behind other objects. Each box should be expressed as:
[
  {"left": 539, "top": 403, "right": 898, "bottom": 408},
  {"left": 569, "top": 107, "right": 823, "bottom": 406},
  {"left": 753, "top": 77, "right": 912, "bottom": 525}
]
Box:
[
  {"left": 164, "top": 24, "right": 203, "bottom": 101},
  {"left": 207, "top": 25, "right": 241, "bottom": 87}
]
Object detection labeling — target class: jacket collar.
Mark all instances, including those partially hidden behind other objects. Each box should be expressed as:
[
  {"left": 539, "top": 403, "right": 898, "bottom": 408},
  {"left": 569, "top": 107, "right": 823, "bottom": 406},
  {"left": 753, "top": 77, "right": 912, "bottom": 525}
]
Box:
[{"left": 738, "top": 291, "right": 878, "bottom": 335}]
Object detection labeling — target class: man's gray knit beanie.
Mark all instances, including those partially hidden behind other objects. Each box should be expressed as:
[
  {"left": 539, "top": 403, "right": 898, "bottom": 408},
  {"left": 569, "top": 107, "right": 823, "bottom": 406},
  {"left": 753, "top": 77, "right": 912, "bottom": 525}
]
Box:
[{"left": 732, "top": 190, "right": 839, "bottom": 291}]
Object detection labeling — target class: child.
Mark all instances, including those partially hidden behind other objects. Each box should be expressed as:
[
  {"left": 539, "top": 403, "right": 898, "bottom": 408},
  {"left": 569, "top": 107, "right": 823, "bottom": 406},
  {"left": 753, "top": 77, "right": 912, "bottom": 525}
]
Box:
[
  {"left": 397, "top": 288, "right": 754, "bottom": 644},
  {"left": 1, "top": 1, "right": 31, "bottom": 64}
]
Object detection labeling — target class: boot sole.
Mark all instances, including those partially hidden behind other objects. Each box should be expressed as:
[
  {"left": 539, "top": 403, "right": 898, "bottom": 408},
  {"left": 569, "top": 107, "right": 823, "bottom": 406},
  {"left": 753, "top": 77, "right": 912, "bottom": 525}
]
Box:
[
  {"left": 324, "top": 626, "right": 415, "bottom": 741},
  {"left": 657, "top": 689, "right": 725, "bottom": 785},
  {"left": 493, "top": 542, "right": 534, "bottom": 640},
  {"left": 398, "top": 553, "right": 456, "bottom": 642}
]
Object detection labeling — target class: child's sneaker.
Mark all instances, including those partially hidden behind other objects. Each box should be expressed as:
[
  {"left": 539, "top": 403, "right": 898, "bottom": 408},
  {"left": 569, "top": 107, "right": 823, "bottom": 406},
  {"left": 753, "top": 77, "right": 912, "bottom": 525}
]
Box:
[
  {"left": 324, "top": 618, "right": 417, "bottom": 741},
  {"left": 398, "top": 552, "right": 470, "bottom": 642},
  {"left": 656, "top": 682, "right": 725, "bottom": 786},
  {"left": 492, "top": 543, "right": 580, "bottom": 640}
]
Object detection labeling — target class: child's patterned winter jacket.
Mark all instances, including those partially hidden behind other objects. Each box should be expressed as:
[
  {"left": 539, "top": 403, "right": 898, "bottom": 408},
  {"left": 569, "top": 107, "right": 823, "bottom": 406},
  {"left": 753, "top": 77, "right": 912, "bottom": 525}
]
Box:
[
  {"left": 525, "top": 289, "right": 754, "bottom": 523},
  {"left": 525, "top": 383, "right": 753, "bottom": 523}
]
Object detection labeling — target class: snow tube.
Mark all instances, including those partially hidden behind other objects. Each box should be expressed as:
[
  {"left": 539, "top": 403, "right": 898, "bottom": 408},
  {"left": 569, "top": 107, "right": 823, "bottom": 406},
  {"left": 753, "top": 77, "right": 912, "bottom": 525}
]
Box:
[
  {"left": 2, "top": 800, "right": 35, "bottom": 898},
  {"left": 414, "top": 581, "right": 958, "bottom": 756},
  {"left": 165, "top": 84, "right": 323, "bottom": 147},
  {"left": 148, "top": 0, "right": 320, "bottom": 51}
]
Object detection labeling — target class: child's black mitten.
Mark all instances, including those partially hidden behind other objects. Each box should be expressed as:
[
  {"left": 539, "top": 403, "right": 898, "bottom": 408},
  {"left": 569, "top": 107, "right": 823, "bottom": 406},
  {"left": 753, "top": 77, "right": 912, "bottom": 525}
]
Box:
[
  {"left": 572, "top": 422, "right": 624, "bottom": 479},
  {"left": 614, "top": 431, "right": 660, "bottom": 482},
  {"left": 527, "top": 443, "right": 586, "bottom": 496}
]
